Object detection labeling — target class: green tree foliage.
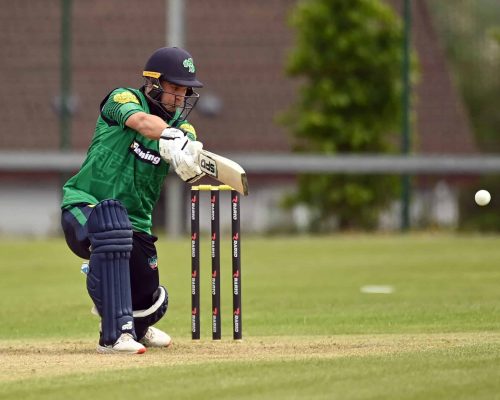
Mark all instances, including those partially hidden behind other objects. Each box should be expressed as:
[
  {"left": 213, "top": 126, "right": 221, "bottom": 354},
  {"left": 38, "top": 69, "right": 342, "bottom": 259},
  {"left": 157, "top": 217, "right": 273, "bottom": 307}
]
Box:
[
  {"left": 429, "top": 1, "right": 500, "bottom": 232},
  {"left": 491, "top": 27, "right": 500, "bottom": 44},
  {"left": 282, "top": 0, "right": 405, "bottom": 230},
  {"left": 429, "top": 0, "right": 500, "bottom": 152}
]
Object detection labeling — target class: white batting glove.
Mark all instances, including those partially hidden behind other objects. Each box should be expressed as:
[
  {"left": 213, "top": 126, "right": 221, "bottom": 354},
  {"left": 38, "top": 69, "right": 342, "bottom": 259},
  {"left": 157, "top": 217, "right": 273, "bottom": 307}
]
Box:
[
  {"left": 166, "top": 140, "right": 204, "bottom": 182},
  {"left": 160, "top": 127, "right": 205, "bottom": 182},
  {"left": 159, "top": 127, "right": 189, "bottom": 164},
  {"left": 183, "top": 141, "right": 205, "bottom": 182},
  {"left": 185, "top": 140, "right": 203, "bottom": 159}
]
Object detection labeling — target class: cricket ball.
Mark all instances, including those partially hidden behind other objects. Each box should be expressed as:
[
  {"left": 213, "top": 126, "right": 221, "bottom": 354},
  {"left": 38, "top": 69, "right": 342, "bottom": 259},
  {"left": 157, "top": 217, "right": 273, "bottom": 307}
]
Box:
[{"left": 474, "top": 190, "right": 491, "bottom": 206}]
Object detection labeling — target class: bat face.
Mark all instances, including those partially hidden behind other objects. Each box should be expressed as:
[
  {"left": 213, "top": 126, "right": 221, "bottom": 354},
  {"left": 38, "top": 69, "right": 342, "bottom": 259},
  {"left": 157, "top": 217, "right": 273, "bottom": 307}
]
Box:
[{"left": 199, "top": 150, "right": 248, "bottom": 196}]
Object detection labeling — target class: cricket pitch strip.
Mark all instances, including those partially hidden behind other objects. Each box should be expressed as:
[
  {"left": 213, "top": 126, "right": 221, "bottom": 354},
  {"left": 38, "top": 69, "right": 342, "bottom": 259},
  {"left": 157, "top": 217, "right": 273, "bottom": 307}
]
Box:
[{"left": 1, "top": 332, "right": 500, "bottom": 382}]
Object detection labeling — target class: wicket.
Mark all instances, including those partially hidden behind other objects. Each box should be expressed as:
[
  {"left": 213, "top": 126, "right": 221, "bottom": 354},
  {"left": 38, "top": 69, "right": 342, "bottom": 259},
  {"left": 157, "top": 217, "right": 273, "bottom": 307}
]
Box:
[{"left": 190, "top": 184, "right": 242, "bottom": 341}]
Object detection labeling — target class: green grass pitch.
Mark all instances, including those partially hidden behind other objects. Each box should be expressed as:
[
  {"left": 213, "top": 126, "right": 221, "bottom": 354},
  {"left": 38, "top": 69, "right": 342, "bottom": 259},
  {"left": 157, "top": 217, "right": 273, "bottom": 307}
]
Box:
[{"left": 1, "top": 234, "right": 499, "bottom": 399}]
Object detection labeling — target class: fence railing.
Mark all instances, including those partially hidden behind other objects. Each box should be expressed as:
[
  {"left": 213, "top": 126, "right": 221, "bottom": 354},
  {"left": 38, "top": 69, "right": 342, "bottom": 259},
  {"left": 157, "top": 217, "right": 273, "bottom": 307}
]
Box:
[
  {"left": 2, "top": 151, "right": 499, "bottom": 236},
  {"left": 2, "top": 151, "right": 500, "bottom": 174}
]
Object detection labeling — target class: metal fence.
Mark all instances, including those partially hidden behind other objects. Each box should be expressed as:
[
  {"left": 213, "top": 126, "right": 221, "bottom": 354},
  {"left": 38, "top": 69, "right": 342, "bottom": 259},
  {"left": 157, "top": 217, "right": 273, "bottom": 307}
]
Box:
[
  {"left": 2, "top": 152, "right": 500, "bottom": 175},
  {"left": 1, "top": 151, "right": 499, "bottom": 235}
]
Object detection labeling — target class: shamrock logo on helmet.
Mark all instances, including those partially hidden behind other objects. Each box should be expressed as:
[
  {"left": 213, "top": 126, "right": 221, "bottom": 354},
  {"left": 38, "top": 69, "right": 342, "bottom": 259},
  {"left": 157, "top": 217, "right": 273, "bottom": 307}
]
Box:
[{"left": 183, "top": 58, "right": 196, "bottom": 73}]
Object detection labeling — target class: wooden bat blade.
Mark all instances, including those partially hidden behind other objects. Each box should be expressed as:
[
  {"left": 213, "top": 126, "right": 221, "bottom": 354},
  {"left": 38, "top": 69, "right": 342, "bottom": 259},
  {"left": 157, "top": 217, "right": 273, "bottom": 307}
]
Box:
[{"left": 199, "top": 150, "right": 249, "bottom": 195}]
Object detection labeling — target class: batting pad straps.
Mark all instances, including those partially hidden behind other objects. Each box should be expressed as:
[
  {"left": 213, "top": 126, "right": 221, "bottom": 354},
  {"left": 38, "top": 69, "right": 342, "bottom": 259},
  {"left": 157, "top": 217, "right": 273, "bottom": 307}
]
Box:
[
  {"left": 133, "top": 286, "right": 169, "bottom": 325},
  {"left": 92, "top": 287, "right": 168, "bottom": 319}
]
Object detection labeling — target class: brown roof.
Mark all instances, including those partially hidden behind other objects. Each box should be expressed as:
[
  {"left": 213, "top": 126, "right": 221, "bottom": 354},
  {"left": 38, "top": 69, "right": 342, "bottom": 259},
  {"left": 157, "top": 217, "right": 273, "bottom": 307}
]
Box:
[
  {"left": 185, "top": 0, "right": 296, "bottom": 152},
  {"left": 0, "top": 0, "right": 164, "bottom": 150},
  {"left": 387, "top": 0, "right": 477, "bottom": 154},
  {"left": 0, "top": 0, "right": 476, "bottom": 154}
]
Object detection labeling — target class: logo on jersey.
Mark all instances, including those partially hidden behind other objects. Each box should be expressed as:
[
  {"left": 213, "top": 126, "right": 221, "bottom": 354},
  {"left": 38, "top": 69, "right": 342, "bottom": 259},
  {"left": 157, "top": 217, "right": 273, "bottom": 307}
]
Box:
[
  {"left": 113, "top": 91, "right": 139, "bottom": 104},
  {"left": 129, "top": 141, "right": 162, "bottom": 165},
  {"left": 148, "top": 256, "right": 158, "bottom": 270},
  {"left": 183, "top": 58, "right": 196, "bottom": 73}
]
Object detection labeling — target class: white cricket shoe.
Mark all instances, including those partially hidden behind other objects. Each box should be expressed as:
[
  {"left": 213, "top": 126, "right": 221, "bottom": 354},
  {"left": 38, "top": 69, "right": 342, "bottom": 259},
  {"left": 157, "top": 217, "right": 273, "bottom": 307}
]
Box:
[
  {"left": 139, "top": 326, "right": 172, "bottom": 348},
  {"left": 97, "top": 333, "right": 146, "bottom": 354}
]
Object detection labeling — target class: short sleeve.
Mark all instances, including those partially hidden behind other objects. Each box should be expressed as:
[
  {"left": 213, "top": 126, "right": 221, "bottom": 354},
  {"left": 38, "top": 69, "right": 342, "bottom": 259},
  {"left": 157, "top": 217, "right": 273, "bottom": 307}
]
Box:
[
  {"left": 101, "top": 89, "right": 145, "bottom": 128},
  {"left": 177, "top": 121, "right": 198, "bottom": 141}
]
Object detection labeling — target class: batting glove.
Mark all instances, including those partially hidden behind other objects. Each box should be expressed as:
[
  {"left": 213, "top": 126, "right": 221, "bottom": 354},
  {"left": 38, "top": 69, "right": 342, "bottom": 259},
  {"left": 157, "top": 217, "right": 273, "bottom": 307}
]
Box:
[
  {"left": 159, "top": 127, "right": 189, "bottom": 164},
  {"left": 173, "top": 142, "right": 205, "bottom": 182}
]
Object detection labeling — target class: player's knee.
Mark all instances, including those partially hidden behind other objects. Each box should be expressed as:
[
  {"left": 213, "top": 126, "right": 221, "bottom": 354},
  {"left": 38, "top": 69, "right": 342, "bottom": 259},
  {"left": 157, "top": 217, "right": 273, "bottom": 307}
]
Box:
[{"left": 87, "top": 199, "right": 133, "bottom": 254}]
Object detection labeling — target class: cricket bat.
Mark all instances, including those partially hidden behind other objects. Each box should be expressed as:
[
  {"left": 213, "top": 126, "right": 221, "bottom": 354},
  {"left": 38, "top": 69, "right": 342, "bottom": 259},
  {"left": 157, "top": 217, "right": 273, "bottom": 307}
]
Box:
[{"left": 199, "top": 150, "right": 249, "bottom": 196}]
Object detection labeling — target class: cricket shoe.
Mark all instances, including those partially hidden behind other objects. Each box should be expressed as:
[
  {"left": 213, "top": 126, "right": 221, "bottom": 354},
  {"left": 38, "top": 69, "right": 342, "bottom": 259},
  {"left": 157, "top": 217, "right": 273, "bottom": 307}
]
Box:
[
  {"left": 97, "top": 333, "right": 146, "bottom": 354},
  {"left": 139, "top": 326, "right": 172, "bottom": 348}
]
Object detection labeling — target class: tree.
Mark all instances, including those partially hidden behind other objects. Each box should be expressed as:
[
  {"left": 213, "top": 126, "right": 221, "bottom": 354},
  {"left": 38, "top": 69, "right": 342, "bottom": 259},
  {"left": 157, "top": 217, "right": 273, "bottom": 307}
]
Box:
[
  {"left": 491, "top": 27, "right": 500, "bottom": 44},
  {"left": 428, "top": 1, "right": 500, "bottom": 232},
  {"left": 282, "top": 0, "right": 406, "bottom": 230},
  {"left": 429, "top": 1, "right": 500, "bottom": 153}
]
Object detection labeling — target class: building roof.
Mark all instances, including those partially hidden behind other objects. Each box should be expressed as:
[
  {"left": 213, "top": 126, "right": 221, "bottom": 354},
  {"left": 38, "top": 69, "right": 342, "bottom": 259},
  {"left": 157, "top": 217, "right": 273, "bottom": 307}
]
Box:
[
  {"left": 0, "top": 0, "right": 477, "bottom": 154},
  {"left": 387, "top": 0, "right": 477, "bottom": 154}
]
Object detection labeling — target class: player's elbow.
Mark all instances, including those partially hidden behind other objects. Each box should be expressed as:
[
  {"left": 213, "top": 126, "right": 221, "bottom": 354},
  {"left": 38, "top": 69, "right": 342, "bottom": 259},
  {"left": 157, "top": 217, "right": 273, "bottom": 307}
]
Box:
[
  {"left": 125, "top": 112, "right": 148, "bottom": 131},
  {"left": 125, "top": 112, "right": 158, "bottom": 140}
]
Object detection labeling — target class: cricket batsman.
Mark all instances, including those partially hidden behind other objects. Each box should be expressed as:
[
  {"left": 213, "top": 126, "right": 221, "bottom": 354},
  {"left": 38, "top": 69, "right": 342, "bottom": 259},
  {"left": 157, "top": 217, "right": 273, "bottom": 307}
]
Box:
[{"left": 61, "top": 47, "right": 205, "bottom": 354}]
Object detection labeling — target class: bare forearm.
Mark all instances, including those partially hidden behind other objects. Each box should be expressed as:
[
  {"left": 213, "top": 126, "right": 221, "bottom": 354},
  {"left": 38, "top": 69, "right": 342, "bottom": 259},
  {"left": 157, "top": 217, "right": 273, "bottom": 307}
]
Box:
[{"left": 125, "top": 112, "right": 168, "bottom": 140}]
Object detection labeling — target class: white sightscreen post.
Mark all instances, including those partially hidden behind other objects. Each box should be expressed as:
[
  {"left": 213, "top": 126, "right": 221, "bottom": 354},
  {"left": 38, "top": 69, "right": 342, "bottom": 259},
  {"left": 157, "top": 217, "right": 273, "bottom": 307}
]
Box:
[
  {"left": 165, "top": 0, "right": 185, "bottom": 237},
  {"left": 167, "top": 0, "right": 185, "bottom": 47},
  {"left": 165, "top": 176, "right": 184, "bottom": 238}
]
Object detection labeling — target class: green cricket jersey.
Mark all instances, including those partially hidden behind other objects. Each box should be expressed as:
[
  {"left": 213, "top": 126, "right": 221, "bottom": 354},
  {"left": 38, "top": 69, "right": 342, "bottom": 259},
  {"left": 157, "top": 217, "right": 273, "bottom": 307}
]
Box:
[{"left": 61, "top": 87, "right": 197, "bottom": 234}]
